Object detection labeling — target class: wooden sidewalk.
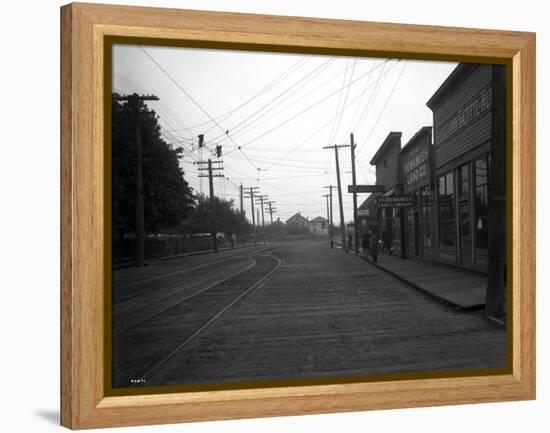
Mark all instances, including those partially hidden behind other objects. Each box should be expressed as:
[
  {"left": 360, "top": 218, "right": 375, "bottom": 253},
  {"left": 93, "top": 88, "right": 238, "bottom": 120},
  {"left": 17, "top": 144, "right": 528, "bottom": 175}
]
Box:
[{"left": 359, "top": 253, "right": 488, "bottom": 310}]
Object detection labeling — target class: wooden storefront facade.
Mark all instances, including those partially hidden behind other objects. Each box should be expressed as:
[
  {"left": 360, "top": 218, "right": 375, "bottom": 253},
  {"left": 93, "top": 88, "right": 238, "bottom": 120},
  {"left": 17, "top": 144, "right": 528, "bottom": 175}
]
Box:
[{"left": 359, "top": 63, "right": 506, "bottom": 273}]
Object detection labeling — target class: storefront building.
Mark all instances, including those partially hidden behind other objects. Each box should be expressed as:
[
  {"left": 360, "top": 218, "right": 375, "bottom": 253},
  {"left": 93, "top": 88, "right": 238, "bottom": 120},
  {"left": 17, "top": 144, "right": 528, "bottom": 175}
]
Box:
[
  {"left": 358, "top": 131, "right": 403, "bottom": 256},
  {"left": 359, "top": 63, "right": 505, "bottom": 274},
  {"left": 427, "top": 63, "right": 503, "bottom": 272},
  {"left": 399, "top": 127, "right": 434, "bottom": 260}
]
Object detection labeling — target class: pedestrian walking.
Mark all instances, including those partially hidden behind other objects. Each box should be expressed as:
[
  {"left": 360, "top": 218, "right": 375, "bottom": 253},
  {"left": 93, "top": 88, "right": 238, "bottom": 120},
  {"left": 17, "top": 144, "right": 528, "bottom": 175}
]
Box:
[{"left": 347, "top": 231, "right": 353, "bottom": 249}]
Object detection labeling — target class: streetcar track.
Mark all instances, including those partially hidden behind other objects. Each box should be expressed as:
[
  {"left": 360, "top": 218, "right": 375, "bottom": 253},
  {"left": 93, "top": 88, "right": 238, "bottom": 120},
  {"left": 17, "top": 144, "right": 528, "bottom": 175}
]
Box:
[
  {"left": 112, "top": 245, "right": 279, "bottom": 321},
  {"left": 114, "top": 254, "right": 248, "bottom": 293},
  {"left": 112, "top": 257, "right": 257, "bottom": 337},
  {"left": 112, "top": 257, "right": 255, "bottom": 319},
  {"left": 112, "top": 250, "right": 283, "bottom": 387},
  {"left": 114, "top": 245, "right": 278, "bottom": 292},
  {"left": 140, "top": 253, "right": 283, "bottom": 382},
  {"left": 112, "top": 245, "right": 279, "bottom": 308}
]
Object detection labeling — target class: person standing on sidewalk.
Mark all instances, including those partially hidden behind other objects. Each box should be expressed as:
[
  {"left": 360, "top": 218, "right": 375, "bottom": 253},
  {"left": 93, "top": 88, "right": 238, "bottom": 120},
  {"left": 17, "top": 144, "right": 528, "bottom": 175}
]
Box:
[
  {"left": 369, "top": 231, "right": 379, "bottom": 263},
  {"left": 361, "top": 231, "right": 370, "bottom": 257},
  {"left": 381, "top": 226, "right": 391, "bottom": 254}
]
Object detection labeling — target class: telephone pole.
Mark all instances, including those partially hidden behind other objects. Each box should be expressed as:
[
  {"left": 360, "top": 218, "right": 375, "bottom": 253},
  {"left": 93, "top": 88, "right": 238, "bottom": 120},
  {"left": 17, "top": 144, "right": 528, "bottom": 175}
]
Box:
[
  {"left": 350, "top": 133, "right": 359, "bottom": 253},
  {"left": 266, "top": 201, "right": 277, "bottom": 243},
  {"left": 323, "top": 185, "right": 335, "bottom": 245},
  {"left": 239, "top": 183, "right": 244, "bottom": 215},
  {"left": 243, "top": 187, "right": 259, "bottom": 245},
  {"left": 198, "top": 158, "right": 224, "bottom": 253},
  {"left": 486, "top": 65, "right": 507, "bottom": 320},
  {"left": 255, "top": 195, "right": 269, "bottom": 245},
  {"left": 266, "top": 201, "right": 276, "bottom": 225},
  {"left": 323, "top": 144, "right": 350, "bottom": 251},
  {"left": 112, "top": 93, "right": 159, "bottom": 267},
  {"left": 323, "top": 194, "right": 330, "bottom": 242}
]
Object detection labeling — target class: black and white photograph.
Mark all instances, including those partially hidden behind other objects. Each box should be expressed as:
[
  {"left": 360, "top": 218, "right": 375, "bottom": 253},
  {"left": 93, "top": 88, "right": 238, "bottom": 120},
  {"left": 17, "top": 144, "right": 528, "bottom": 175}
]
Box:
[
  {"left": 3, "top": 0, "right": 547, "bottom": 430},
  {"left": 110, "top": 44, "right": 508, "bottom": 390}
]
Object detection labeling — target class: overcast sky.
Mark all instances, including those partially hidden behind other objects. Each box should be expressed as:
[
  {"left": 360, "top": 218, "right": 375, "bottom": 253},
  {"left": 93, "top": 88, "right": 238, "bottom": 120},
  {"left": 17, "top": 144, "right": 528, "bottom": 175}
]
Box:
[{"left": 113, "top": 44, "right": 457, "bottom": 224}]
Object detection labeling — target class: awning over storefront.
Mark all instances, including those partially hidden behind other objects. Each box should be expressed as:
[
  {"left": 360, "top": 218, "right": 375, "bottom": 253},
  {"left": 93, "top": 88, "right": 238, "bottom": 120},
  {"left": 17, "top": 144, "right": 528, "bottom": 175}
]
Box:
[{"left": 380, "top": 185, "right": 402, "bottom": 198}]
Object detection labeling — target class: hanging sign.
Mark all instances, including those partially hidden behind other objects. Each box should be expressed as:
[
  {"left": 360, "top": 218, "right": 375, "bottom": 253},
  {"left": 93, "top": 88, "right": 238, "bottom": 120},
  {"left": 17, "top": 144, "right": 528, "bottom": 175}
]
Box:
[
  {"left": 375, "top": 196, "right": 414, "bottom": 208},
  {"left": 348, "top": 185, "right": 386, "bottom": 193}
]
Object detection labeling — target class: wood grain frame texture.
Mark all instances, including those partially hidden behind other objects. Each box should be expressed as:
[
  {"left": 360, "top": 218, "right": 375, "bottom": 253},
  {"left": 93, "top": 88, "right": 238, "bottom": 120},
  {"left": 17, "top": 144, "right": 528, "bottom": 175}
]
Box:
[{"left": 60, "top": 2, "right": 536, "bottom": 429}]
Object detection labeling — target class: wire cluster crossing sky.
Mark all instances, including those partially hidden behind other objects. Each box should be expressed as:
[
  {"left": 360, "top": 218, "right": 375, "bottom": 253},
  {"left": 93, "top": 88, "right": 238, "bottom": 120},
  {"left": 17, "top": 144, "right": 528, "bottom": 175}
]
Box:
[{"left": 113, "top": 44, "right": 456, "bottom": 224}]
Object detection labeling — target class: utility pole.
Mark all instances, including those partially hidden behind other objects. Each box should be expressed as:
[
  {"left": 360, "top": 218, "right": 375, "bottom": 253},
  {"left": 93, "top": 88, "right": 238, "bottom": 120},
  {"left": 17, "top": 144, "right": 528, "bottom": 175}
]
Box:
[
  {"left": 243, "top": 187, "right": 259, "bottom": 245},
  {"left": 134, "top": 121, "right": 146, "bottom": 265},
  {"left": 266, "top": 201, "right": 276, "bottom": 225},
  {"left": 323, "top": 185, "right": 335, "bottom": 245},
  {"left": 323, "top": 194, "right": 330, "bottom": 242},
  {"left": 486, "top": 65, "right": 507, "bottom": 320},
  {"left": 266, "top": 201, "right": 277, "bottom": 243},
  {"left": 208, "top": 160, "right": 217, "bottom": 253},
  {"left": 239, "top": 183, "right": 244, "bottom": 215},
  {"left": 350, "top": 133, "right": 359, "bottom": 253},
  {"left": 323, "top": 145, "right": 350, "bottom": 251},
  {"left": 113, "top": 93, "right": 159, "bottom": 267},
  {"left": 255, "top": 196, "right": 267, "bottom": 228},
  {"left": 255, "top": 195, "right": 268, "bottom": 245},
  {"left": 198, "top": 158, "right": 224, "bottom": 253}
]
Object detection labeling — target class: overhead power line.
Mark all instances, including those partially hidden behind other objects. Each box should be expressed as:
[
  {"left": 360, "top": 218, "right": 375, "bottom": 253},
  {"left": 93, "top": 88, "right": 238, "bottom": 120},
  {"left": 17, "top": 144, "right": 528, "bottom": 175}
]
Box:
[
  {"left": 139, "top": 46, "right": 261, "bottom": 170},
  {"left": 201, "top": 56, "right": 311, "bottom": 134},
  {"left": 357, "top": 61, "right": 407, "bottom": 155},
  {"left": 224, "top": 59, "right": 391, "bottom": 156},
  {"left": 349, "top": 61, "right": 389, "bottom": 140},
  {"left": 223, "top": 59, "right": 360, "bottom": 144},
  {"left": 261, "top": 59, "right": 398, "bottom": 171},
  {"left": 209, "top": 57, "right": 335, "bottom": 144}
]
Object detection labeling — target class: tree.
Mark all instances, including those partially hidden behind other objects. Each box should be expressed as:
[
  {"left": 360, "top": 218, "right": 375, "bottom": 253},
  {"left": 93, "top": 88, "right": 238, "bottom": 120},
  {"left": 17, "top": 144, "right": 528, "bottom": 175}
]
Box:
[
  {"left": 266, "top": 220, "right": 286, "bottom": 240},
  {"left": 180, "top": 194, "right": 251, "bottom": 237},
  {"left": 111, "top": 93, "right": 194, "bottom": 240}
]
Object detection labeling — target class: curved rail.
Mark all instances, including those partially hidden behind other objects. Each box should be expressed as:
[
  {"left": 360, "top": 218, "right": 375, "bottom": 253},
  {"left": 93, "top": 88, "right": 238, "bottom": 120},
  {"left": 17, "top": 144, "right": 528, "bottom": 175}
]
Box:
[
  {"left": 113, "top": 257, "right": 257, "bottom": 337},
  {"left": 114, "top": 245, "right": 278, "bottom": 292},
  {"left": 140, "top": 254, "right": 282, "bottom": 383}
]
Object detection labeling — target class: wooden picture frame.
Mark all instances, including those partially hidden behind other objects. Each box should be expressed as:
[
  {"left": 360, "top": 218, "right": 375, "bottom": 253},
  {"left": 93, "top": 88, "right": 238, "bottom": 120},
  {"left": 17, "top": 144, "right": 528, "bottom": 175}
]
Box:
[{"left": 61, "top": 2, "right": 535, "bottom": 429}]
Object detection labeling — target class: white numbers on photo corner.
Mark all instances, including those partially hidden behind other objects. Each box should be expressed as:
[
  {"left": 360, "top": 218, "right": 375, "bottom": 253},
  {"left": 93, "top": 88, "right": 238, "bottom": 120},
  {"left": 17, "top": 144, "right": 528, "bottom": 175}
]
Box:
[{"left": 130, "top": 378, "right": 146, "bottom": 384}]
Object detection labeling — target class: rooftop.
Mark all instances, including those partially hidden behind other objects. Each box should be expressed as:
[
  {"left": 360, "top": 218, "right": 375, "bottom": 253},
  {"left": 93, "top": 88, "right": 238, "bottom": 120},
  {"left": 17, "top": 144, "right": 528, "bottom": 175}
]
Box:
[
  {"left": 310, "top": 216, "right": 328, "bottom": 223},
  {"left": 400, "top": 126, "right": 432, "bottom": 154},
  {"left": 426, "top": 63, "right": 478, "bottom": 110},
  {"left": 370, "top": 131, "right": 402, "bottom": 165},
  {"left": 285, "top": 212, "right": 308, "bottom": 224}
]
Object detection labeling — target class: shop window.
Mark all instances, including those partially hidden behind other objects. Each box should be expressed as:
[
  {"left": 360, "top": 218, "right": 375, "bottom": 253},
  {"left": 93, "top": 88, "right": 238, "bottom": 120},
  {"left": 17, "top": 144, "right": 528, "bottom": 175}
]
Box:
[
  {"left": 475, "top": 156, "right": 489, "bottom": 250},
  {"left": 421, "top": 187, "right": 431, "bottom": 249},
  {"left": 458, "top": 163, "right": 469, "bottom": 200},
  {"left": 423, "top": 205, "right": 431, "bottom": 248},
  {"left": 392, "top": 216, "right": 401, "bottom": 256},
  {"left": 407, "top": 209, "right": 416, "bottom": 256},
  {"left": 438, "top": 172, "right": 455, "bottom": 249}
]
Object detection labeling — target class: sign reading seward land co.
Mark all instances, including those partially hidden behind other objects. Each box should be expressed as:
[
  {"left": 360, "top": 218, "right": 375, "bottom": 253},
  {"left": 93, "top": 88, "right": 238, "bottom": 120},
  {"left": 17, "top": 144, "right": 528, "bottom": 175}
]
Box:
[
  {"left": 348, "top": 184, "right": 386, "bottom": 193},
  {"left": 376, "top": 196, "right": 414, "bottom": 208}
]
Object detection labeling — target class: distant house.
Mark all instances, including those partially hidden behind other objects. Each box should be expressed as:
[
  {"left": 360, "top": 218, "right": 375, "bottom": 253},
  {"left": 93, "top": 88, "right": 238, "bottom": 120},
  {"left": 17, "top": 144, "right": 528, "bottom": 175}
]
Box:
[
  {"left": 272, "top": 217, "right": 285, "bottom": 227},
  {"left": 309, "top": 216, "right": 328, "bottom": 235},
  {"left": 285, "top": 212, "right": 309, "bottom": 231}
]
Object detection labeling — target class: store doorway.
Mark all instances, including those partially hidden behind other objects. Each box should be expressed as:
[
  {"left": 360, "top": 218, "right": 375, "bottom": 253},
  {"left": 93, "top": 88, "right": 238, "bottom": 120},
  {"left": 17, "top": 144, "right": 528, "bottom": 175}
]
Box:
[
  {"left": 414, "top": 210, "right": 420, "bottom": 257},
  {"left": 459, "top": 201, "right": 472, "bottom": 266}
]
